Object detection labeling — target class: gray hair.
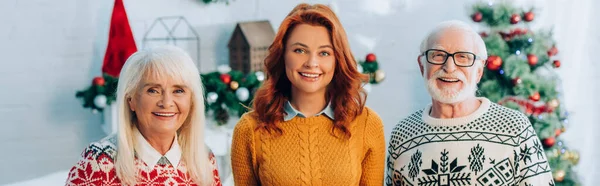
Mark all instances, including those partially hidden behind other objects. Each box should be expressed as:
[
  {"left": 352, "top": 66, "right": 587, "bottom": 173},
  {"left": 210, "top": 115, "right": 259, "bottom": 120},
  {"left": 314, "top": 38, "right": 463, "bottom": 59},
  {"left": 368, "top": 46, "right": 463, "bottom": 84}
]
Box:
[{"left": 419, "top": 20, "right": 487, "bottom": 64}]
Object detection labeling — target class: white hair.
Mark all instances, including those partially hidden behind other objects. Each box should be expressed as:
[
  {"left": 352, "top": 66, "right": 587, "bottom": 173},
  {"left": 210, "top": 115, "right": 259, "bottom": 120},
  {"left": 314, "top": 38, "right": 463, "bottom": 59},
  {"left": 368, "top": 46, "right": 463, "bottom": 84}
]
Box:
[
  {"left": 419, "top": 20, "right": 486, "bottom": 103},
  {"left": 114, "top": 45, "right": 211, "bottom": 185},
  {"left": 420, "top": 20, "right": 487, "bottom": 65}
]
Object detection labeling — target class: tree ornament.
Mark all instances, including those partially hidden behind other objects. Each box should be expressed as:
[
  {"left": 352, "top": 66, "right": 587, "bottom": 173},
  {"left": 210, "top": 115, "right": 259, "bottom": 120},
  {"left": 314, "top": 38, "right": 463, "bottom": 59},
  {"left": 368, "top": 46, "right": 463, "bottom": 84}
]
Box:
[
  {"left": 527, "top": 54, "right": 538, "bottom": 66},
  {"left": 510, "top": 14, "right": 521, "bottom": 24},
  {"left": 92, "top": 76, "right": 105, "bottom": 86},
  {"left": 512, "top": 77, "right": 522, "bottom": 85},
  {"left": 94, "top": 95, "right": 108, "bottom": 108},
  {"left": 569, "top": 151, "right": 580, "bottom": 165},
  {"left": 472, "top": 12, "right": 483, "bottom": 22},
  {"left": 255, "top": 71, "right": 265, "bottom": 82},
  {"left": 230, "top": 81, "right": 239, "bottom": 90},
  {"left": 555, "top": 129, "right": 562, "bottom": 137},
  {"left": 206, "top": 92, "right": 218, "bottom": 104},
  {"left": 235, "top": 87, "right": 250, "bottom": 101},
  {"left": 529, "top": 92, "right": 541, "bottom": 101},
  {"left": 543, "top": 137, "right": 555, "bottom": 148},
  {"left": 479, "top": 32, "right": 488, "bottom": 38},
  {"left": 523, "top": 11, "right": 534, "bottom": 22},
  {"left": 548, "top": 46, "right": 559, "bottom": 56},
  {"left": 374, "top": 69, "right": 385, "bottom": 83},
  {"left": 486, "top": 55, "right": 502, "bottom": 70},
  {"left": 553, "top": 60, "right": 561, "bottom": 68},
  {"left": 220, "top": 74, "right": 232, "bottom": 84},
  {"left": 548, "top": 99, "right": 559, "bottom": 109},
  {"left": 561, "top": 127, "right": 566, "bottom": 133},
  {"left": 554, "top": 170, "right": 566, "bottom": 182},
  {"left": 366, "top": 53, "right": 376, "bottom": 63}
]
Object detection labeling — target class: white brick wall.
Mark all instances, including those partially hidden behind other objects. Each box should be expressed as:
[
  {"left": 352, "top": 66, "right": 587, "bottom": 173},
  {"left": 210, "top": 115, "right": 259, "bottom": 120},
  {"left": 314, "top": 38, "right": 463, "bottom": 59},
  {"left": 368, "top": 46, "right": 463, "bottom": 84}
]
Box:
[{"left": 1, "top": 0, "right": 598, "bottom": 184}]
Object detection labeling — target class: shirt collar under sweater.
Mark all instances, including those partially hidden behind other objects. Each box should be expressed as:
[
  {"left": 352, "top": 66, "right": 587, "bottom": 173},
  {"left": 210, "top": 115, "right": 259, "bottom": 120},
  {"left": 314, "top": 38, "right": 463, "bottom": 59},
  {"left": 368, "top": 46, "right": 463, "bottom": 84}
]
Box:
[
  {"left": 134, "top": 129, "right": 181, "bottom": 169},
  {"left": 283, "top": 100, "right": 335, "bottom": 121},
  {"left": 422, "top": 97, "right": 491, "bottom": 126}
]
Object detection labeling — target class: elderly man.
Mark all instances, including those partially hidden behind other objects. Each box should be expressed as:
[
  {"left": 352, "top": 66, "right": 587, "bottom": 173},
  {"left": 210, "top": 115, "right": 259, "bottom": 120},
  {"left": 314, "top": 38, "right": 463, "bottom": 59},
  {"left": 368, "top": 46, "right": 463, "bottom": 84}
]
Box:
[{"left": 386, "top": 20, "right": 553, "bottom": 186}]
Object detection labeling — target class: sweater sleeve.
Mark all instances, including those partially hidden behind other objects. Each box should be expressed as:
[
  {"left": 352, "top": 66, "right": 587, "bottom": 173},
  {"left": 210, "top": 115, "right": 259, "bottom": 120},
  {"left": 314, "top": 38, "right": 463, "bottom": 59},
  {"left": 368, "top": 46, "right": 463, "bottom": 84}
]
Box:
[
  {"left": 360, "top": 108, "right": 386, "bottom": 186},
  {"left": 65, "top": 145, "right": 112, "bottom": 186},
  {"left": 230, "top": 114, "right": 259, "bottom": 186},
  {"left": 515, "top": 115, "right": 554, "bottom": 186},
  {"left": 208, "top": 152, "right": 223, "bottom": 186}
]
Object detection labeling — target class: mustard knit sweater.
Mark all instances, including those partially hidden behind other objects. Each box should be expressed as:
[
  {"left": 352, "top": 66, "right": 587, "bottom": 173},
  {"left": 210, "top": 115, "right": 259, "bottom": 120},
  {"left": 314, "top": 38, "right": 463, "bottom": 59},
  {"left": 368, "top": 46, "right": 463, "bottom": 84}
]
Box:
[{"left": 231, "top": 107, "right": 385, "bottom": 186}]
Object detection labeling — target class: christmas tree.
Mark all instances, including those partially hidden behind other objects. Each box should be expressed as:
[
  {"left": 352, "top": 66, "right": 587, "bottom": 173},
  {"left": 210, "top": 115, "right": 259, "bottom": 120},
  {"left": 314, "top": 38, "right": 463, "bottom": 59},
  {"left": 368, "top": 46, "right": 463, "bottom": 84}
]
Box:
[{"left": 470, "top": 2, "right": 580, "bottom": 185}]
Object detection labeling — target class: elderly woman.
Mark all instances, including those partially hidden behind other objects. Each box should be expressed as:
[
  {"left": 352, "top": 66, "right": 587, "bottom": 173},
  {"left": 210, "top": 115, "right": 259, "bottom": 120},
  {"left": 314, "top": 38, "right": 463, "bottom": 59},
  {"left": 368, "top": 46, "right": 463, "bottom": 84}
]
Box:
[
  {"left": 230, "top": 3, "right": 385, "bottom": 186},
  {"left": 66, "top": 46, "right": 221, "bottom": 186}
]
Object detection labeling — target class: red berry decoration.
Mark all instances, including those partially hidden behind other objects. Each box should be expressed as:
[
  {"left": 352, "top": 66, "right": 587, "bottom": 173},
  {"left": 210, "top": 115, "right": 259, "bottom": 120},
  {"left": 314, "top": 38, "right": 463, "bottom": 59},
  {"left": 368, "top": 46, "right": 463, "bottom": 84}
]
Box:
[
  {"left": 472, "top": 12, "right": 483, "bottom": 22},
  {"left": 486, "top": 55, "right": 502, "bottom": 71},
  {"left": 92, "top": 76, "right": 105, "bottom": 86},
  {"left": 366, "top": 53, "right": 376, "bottom": 63},
  {"left": 220, "top": 74, "right": 232, "bottom": 84},
  {"left": 523, "top": 11, "right": 535, "bottom": 22},
  {"left": 543, "top": 137, "right": 556, "bottom": 148},
  {"left": 553, "top": 60, "right": 561, "bottom": 68},
  {"left": 548, "top": 46, "right": 559, "bottom": 56},
  {"left": 527, "top": 54, "right": 538, "bottom": 66},
  {"left": 510, "top": 14, "right": 521, "bottom": 24},
  {"left": 529, "top": 92, "right": 541, "bottom": 101}
]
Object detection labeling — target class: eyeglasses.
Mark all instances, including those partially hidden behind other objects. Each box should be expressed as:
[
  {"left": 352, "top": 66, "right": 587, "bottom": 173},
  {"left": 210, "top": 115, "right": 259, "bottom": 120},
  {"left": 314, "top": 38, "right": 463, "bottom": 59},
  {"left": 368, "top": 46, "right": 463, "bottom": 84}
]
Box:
[{"left": 422, "top": 49, "right": 479, "bottom": 67}]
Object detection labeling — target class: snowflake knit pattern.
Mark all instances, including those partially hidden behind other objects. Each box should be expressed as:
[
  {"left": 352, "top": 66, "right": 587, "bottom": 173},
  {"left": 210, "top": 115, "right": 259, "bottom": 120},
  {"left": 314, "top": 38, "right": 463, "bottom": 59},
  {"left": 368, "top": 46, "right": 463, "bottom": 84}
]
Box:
[
  {"left": 386, "top": 98, "right": 554, "bottom": 186},
  {"left": 65, "top": 135, "right": 222, "bottom": 186}
]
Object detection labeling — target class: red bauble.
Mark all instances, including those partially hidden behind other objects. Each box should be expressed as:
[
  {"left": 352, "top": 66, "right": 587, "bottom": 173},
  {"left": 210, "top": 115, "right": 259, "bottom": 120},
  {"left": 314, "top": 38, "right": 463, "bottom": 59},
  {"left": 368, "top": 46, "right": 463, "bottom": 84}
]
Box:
[
  {"left": 527, "top": 54, "right": 538, "bottom": 66},
  {"left": 220, "top": 74, "right": 232, "bottom": 84},
  {"left": 529, "top": 92, "right": 541, "bottom": 101},
  {"left": 479, "top": 32, "right": 488, "bottom": 38},
  {"left": 512, "top": 77, "right": 522, "bottom": 85},
  {"left": 510, "top": 14, "right": 521, "bottom": 24},
  {"left": 92, "top": 76, "right": 105, "bottom": 86},
  {"left": 486, "top": 55, "right": 502, "bottom": 71},
  {"left": 553, "top": 60, "right": 561, "bottom": 68},
  {"left": 555, "top": 129, "right": 562, "bottom": 137},
  {"left": 524, "top": 12, "right": 535, "bottom": 22},
  {"left": 366, "top": 53, "right": 376, "bottom": 62},
  {"left": 548, "top": 46, "right": 559, "bottom": 56},
  {"left": 543, "top": 137, "right": 556, "bottom": 148},
  {"left": 472, "top": 12, "right": 483, "bottom": 22}
]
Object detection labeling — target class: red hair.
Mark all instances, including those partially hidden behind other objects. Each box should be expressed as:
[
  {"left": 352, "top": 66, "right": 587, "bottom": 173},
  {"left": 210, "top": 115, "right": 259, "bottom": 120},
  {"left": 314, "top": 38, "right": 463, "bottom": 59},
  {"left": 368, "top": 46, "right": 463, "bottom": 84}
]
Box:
[{"left": 251, "top": 3, "right": 368, "bottom": 137}]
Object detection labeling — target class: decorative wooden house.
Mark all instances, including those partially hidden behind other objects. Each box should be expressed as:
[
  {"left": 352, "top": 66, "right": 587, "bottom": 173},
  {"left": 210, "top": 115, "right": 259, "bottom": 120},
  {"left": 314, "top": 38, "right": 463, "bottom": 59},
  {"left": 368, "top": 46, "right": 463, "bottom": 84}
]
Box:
[{"left": 228, "top": 20, "right": 275, "bottom": 74}]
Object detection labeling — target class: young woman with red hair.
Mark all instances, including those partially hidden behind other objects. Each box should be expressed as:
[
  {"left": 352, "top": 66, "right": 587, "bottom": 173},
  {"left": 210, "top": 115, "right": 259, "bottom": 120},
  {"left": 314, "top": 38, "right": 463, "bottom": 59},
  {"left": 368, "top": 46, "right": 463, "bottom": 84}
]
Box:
[{"left": 230, "top": 3, "right": 385, "bottom": 185}]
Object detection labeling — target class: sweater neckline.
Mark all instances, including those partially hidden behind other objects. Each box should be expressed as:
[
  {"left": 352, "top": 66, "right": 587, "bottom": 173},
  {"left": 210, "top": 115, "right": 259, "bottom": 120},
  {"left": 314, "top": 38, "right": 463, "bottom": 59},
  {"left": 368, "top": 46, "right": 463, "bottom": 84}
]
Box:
[{"left": 422, "top": 97, "right": 491, "bottom": 126}]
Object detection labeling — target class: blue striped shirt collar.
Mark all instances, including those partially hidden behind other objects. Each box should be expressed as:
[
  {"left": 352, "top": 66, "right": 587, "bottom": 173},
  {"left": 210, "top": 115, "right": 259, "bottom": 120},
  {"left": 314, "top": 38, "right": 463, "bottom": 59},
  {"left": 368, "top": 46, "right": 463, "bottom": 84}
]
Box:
[{"left": 283, "top": 101, "right": 335, "bottom": 121}]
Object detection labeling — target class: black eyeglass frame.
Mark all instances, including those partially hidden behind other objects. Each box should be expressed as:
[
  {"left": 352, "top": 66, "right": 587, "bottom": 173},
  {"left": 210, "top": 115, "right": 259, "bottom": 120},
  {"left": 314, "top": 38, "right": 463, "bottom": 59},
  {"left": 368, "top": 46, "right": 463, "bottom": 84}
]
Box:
[{"left": 422, "top": 49, "right": 483, "bottom": 67}]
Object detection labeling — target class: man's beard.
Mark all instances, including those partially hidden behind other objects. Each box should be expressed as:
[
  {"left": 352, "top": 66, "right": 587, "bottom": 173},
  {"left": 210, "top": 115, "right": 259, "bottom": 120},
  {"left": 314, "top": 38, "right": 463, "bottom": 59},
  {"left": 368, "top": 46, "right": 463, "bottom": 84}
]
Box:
[{"left": 425, "top": 68, "right": 478, "bottom": 104}]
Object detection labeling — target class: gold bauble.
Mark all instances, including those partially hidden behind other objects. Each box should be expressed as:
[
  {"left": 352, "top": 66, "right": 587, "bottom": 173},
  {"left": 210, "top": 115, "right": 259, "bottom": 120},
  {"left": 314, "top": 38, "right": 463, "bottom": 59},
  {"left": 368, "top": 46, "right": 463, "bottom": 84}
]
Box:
[
  {"left": 548, "top": 99, "right": 560, "bottom": 109},
  {"left": 570, "top": 151, "right": 580, "bottom": 165},
  {"left": 230, "top": 81, "right": 239, "bottom": 90},
  {"left": 554, "top": 170, "right": 566, "bottom": 182}
]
